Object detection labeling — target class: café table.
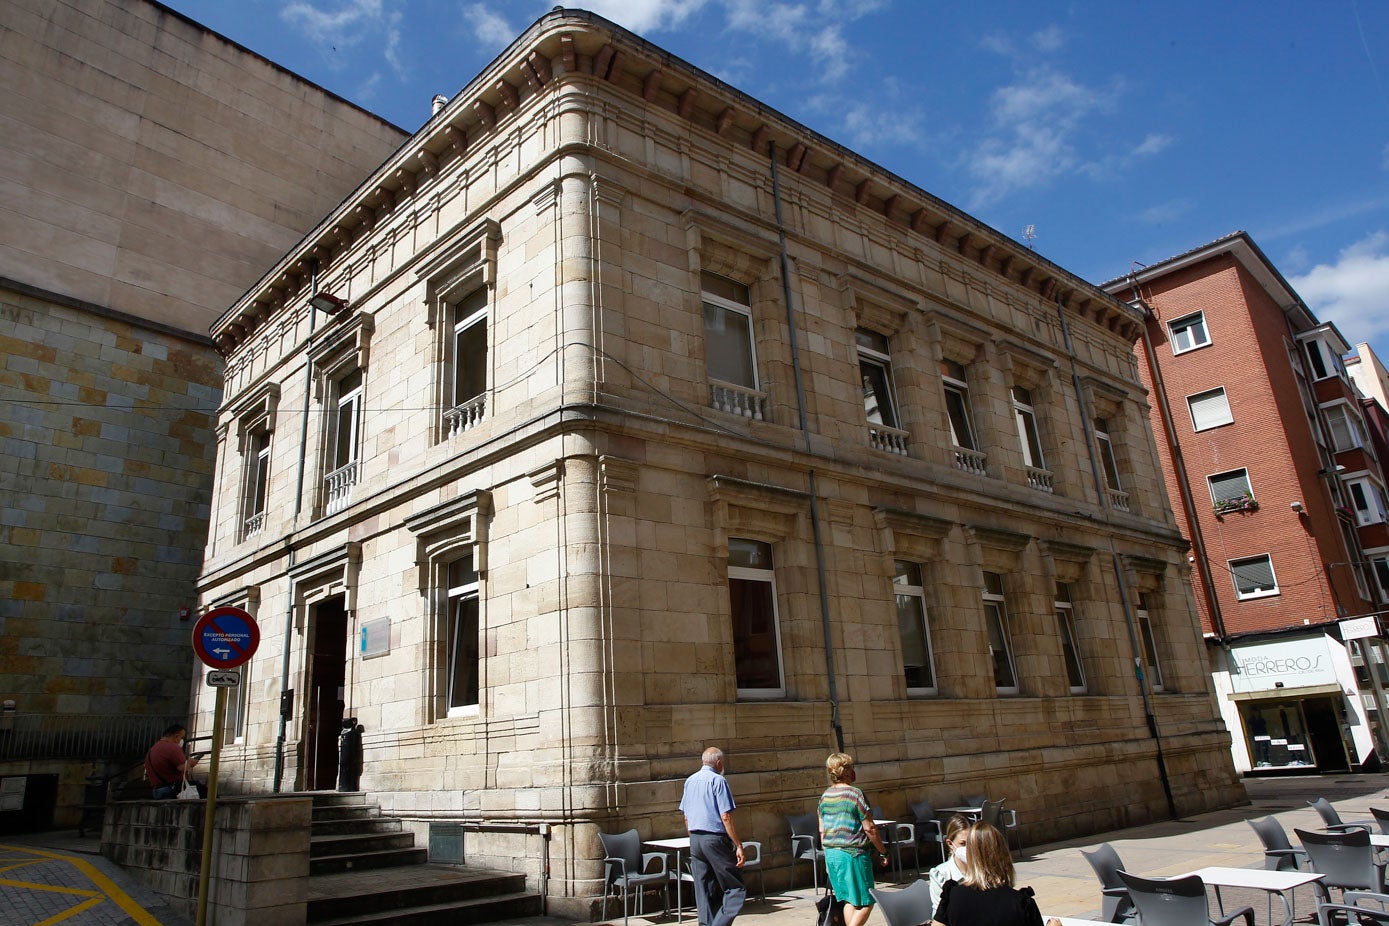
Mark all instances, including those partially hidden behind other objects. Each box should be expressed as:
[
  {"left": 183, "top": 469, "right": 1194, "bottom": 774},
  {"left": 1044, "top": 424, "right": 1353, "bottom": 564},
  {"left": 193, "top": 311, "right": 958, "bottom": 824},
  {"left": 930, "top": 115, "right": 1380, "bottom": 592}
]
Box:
[
  {"left": 937, "top": 805, "right": 983, "bottom": 821},
  {"left": 1177, "top": 865, "right": 1323, "bottom": 926},
  {"left": 873, "top": 818, "right": 911, "bottom": 881},
  {"left": 645, "top": 836, "right": 692, "bottom": 921}
]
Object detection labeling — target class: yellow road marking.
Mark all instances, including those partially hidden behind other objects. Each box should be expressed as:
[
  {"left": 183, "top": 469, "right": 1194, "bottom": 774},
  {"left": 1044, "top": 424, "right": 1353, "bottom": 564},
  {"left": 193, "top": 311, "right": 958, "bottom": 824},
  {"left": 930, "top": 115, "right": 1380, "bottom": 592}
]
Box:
[
  {"left": 34, "top": 895, "right": 104, "bottom": 926},
  {"left": 0, "top": 859, "right": 47, "bottom": 875},
  {"left": 0, "top": 877, "right": 101, "bottom": 897},
  {"left": 0, "top": 844, "right": 163, "bottom": 926}
]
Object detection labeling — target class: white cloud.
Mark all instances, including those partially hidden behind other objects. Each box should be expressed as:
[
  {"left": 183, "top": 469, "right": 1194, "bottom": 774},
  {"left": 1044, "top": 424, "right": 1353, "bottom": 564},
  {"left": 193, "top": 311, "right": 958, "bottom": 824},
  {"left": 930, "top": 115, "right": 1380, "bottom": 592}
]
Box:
[
  {"left": 1133, "top": 133, "right": 1172, "bottom": 157},
  {"left": 723, "top": 0, "right": 868, "bottom": 82},
  {"left": 582, "top": 0, "right": 711, "bottom": 33},
  {"left": 1138, "top": 199, "right": 1192, "bottom": 225},
  {"left": 1290, "top": 232, "right": 1389, "bottom": 344},
  {"left": 281, "top": 0, "right": 405, "bottom": 77},
  {"left": 1030, "top": 25, "right": 1065, "bottom": 53},
  {"left": 462, "top": 4, "right": 516, "bottom": 48}
]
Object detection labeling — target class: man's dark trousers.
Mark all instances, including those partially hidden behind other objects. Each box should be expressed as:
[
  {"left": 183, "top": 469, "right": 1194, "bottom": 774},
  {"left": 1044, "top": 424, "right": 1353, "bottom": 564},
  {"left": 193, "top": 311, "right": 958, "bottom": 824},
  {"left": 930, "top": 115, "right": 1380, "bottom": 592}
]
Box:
[{"left": 689, "top": 831, "right": 746, "bottom": 926}]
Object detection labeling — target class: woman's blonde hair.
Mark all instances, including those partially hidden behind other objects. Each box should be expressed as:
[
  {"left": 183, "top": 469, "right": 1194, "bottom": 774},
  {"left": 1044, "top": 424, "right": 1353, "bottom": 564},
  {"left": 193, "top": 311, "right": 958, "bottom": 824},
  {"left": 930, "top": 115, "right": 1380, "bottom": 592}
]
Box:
[
  {"left": 944, "top": 813, "right": 971, "bottom": 845},
  {"left": 825, "top": 752, "right": 855, "bottom": 784},
  {"left": 960, "top": 822, "right": 1014, "bottom": 889}
]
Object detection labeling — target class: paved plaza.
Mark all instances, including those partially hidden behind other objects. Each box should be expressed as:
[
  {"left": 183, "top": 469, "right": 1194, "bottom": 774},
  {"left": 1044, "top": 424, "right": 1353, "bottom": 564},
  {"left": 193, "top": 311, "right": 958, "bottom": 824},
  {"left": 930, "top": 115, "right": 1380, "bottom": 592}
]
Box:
[{"left": 2, "top": 774, "right": 1387, "bottom": 925}]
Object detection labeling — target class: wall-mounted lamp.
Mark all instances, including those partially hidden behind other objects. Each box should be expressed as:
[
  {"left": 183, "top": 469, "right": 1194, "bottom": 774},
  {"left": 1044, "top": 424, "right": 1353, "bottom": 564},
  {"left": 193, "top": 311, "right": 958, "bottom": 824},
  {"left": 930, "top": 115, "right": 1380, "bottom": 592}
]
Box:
[
  {"left": 309, "top": 291, "right": 347, "bottom": 315},
  {"left": 1317, "top": 465, "right": 1347, "bottom": 477},
  {"left": 1290, "top": 500, "right": 1304, "bottom": 513},
  {"left": 1, "top": 699, "right": 15, "bottom": 733}
]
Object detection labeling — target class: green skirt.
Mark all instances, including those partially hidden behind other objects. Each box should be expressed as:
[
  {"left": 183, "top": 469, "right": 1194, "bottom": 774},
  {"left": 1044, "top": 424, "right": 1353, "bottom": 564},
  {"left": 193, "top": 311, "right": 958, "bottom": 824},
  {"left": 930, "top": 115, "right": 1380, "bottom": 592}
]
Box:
[{"left": 825, "top": 847, "right": 875, "bottom": 908}]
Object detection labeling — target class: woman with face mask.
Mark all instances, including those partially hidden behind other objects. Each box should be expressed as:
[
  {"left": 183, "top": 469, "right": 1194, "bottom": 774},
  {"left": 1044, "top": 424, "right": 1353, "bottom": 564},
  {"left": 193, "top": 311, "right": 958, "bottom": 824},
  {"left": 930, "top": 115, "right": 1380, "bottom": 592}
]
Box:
[
  {"left": 931, "top": 822, "right": 1062, "bottom": 926},
  {"left": 926, "top": 814, "right": 971, "bottom": 910}
]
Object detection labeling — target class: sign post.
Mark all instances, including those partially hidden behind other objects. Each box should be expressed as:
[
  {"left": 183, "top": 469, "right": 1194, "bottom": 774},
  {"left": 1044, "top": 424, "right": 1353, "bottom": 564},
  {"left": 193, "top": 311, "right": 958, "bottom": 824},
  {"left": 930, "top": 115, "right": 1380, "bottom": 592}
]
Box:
[{"left": 190, "top": 606, "right": 259, "bottom": 926}]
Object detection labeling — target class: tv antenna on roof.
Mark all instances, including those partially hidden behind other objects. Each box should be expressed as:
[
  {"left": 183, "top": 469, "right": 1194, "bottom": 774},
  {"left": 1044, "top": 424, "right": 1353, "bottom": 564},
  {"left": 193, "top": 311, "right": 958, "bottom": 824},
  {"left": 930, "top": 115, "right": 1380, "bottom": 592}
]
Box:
[{"left": 1023, "top": 225, "right": 1036, "bottom": 249}]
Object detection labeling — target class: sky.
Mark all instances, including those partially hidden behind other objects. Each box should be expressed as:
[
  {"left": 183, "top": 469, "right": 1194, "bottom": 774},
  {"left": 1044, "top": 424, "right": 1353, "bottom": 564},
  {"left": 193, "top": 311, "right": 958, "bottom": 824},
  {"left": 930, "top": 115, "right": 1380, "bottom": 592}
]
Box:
[{"left": 164, "top": 0, "right": 1389, "bottom": 357}]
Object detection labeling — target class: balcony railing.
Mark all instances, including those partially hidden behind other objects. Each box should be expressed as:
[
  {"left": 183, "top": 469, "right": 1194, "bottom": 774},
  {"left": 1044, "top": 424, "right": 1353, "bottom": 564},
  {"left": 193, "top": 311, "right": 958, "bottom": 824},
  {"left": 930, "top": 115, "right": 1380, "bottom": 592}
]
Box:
[
  {"left": 952, "top": 446, "right": 987, "bottom": 475},
  {"left": 869, "top": 424, "right": 910, "bottom": 456},
  {"left": 1107, "top": 487, "right": 1131, "bottom": 512},
  {"left": 1026, "top": 466, "right": 1054, "bottom": 493},
  {"left": 709, "top": 380, "right": 767, "bottom": 420},
  {"left": 0, "top": 713, "right": 168, "bottom": 762},
  {"left": 443, "top": 394, "right": 487, "bottom": 438},
  {"left": 242, "top": 510, "right": 266, "bottom": 539},
  {"left": 324, "top": 460, "right": 360, "bottom": 515}
]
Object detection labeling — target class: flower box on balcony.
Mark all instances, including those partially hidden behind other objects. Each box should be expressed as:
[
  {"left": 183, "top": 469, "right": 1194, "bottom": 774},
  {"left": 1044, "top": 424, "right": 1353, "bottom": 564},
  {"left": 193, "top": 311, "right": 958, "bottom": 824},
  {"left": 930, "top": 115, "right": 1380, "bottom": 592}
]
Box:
[{"left": 1213, "top": 496, "right": 1258, "bottom": 515}]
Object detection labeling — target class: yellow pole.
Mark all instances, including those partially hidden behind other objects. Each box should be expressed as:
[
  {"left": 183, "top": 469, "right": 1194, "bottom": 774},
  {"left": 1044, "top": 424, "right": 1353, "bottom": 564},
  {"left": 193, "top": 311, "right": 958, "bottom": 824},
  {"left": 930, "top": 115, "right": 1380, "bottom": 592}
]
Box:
[{"left": 195, "top": 683, "right": 227, "bottom": 926}]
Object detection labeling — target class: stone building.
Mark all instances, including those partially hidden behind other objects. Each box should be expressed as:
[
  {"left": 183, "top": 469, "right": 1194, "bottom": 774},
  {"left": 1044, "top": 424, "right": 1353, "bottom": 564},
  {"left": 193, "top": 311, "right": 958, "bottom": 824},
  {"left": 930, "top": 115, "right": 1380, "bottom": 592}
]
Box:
[
  {"left": 0, "top": 0, "right": 406, "bottom": 828},
  {"left": 197, "top": 8, "right": 1243, "bottom": 912},
  {"left": 1105, "top": 232, "right": 1389, "bottom": 774}
]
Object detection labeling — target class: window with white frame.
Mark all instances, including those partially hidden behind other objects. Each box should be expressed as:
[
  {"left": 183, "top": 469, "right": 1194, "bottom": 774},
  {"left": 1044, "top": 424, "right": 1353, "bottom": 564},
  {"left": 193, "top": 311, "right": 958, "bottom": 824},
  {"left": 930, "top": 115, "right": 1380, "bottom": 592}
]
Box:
[
  {"left": 1208, "top": 468, "right": 1255, "bottom": 512},
  {"left": 1370, "top": 552, "right": 1389, "bottom": 600},
  {"left": 1324, "top": 403, "right": 1366, "bottom": 452},
  {"left": 223, "top": 658, "right": 250, "bottom": 744},
  {"left": 893, "top": 561, "right": 936, "bottom": 694},
  {"left": 446, "top": 552, "right": 480, "bottom": 715},
  {"left": 1230, "top": 553, "right": 1278, "bottom": 599},
  {"left": 1055, "top": 582, "right": 1086, "bottom": 692},
  {"left": 1349, "top": 476, "right": 1389, "bottom": 525},
  {"left": 983, "top": 571, "right": 1019, "bottom": 693},
  {"left": 1168, "top": 312, "right": 1211, "bottom": 354},
  {"left": 727, "top": 538, "right": 784, "bottom": 697},
  {"left": 1188, "top": 387, "right": 1234, "bottom": 431},
  {"left": 1093, "top": 417, "right": 1130, "bottom": 511},
  {"left": 703, "top": 272, "right": 763, "bottom": 419},
  {"left": 242, "top": 427, "right": 272, "bottom": 539},
  {"left": 325, "top": 368, "right": 363, "bottom": 516},
  {"left": 941, "top": 359, "right": 978, "bottom": 450},
  {"left": 445, "top": 287, "right": 489, "bottom": 436},
  {"left": 1304, "top": 337, "right": 1345, "bottom": 381},
  {"left": 858, "top": 329, "right": 905, "bottom": 453},
  {"left": 1136, "top": 593, "right": 1164, "bottom": 691},
  {"left": 1012, "top": 386, "right": 1046, "bottom": 470}
]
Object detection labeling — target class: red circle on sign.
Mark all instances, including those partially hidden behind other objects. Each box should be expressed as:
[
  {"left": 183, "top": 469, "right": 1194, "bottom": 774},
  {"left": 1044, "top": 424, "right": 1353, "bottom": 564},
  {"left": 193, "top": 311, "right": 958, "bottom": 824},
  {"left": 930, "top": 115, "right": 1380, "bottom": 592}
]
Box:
[{"left": 192, "top": 606, "right": 261, "bottom": 669}]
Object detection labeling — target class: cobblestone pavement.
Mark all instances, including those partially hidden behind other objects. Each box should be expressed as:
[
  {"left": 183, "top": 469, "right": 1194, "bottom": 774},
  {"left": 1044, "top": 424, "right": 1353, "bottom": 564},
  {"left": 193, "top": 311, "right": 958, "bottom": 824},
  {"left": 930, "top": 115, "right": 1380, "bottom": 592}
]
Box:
[{"left": 0, "top": 841, "right": 191, "bottom": 926}]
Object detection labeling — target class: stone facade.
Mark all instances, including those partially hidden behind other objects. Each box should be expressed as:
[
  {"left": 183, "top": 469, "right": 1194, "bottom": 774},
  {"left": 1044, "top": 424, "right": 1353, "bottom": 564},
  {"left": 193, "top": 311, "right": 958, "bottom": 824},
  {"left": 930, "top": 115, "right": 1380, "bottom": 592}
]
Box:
[
  {"left": 196, "top": 9, "right": 1244, "bottom": 915},
  {"left": 0, "top": 0, "right": 408, "bottom": 825}
]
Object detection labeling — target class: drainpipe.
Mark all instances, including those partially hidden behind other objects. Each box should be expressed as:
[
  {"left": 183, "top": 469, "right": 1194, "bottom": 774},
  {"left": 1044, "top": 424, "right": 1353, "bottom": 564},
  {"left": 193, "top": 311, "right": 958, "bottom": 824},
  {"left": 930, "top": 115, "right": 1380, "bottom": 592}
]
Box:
[
  {"left": 768, "top": 142, "right": 844, "bottom": 752},
  {"left": 1056, "top": 295, "right": 1177, "bottom": 818},
  {"left": 273, "top": 260, "right": 320, "bottom": 792}
]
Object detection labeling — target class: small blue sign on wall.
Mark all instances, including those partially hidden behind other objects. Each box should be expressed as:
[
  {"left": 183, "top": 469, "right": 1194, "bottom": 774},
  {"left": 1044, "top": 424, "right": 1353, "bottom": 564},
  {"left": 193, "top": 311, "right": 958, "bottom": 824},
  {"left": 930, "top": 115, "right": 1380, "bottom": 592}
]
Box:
[{"left": 360, "top": 617, "right": 390, "bottom": 659}]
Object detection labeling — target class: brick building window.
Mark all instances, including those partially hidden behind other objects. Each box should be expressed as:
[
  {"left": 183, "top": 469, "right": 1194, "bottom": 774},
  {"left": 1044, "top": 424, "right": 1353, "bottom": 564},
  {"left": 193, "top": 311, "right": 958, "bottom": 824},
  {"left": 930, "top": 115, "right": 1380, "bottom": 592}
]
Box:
[
  {"left": 893, "top": 561, "right": 936, "bottom": 694},
  {"left": 1348, "top": 476, "right": 1389, "bottom": 525},
  {"left": 1324, "top": 403, "right": 1366, "bottom": 452},
  {"left": 1230, "top": 553, "right": 1279, "bottom": 600},
  {"left": 1055, "top": 582, "right": 1086, "bottom": 693},
  {"left": 727, "top": 538, "right": 784, "bottom": 698},
  {"left": 1208, "top": 468, "right": 1255, "bottom": 514},
  {"left": 703, "top": 272, "right": 765, "bottom": 419},
  {"left": 983, "top": 571, "right": 1018, "bottom": 694},
  {"left": 1188, "top": 387, "right": 1234, "bottom": 431},
  {"left": 1168, "top": 311, "right": 1210, "bottom": 354}
]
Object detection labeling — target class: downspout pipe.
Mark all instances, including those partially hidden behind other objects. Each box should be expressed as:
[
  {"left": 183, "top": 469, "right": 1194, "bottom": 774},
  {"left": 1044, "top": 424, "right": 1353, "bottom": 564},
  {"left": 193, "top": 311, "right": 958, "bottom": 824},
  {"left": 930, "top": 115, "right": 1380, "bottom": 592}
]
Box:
[
  {"left": 1056, "top": 295, "right": 1177, "bottom": 819},
  {"left": 273, "top": 259, "right": 320, "bottom": 792},
  {"left": 769, "top": 142, "right": 845, "bottom": 752}
]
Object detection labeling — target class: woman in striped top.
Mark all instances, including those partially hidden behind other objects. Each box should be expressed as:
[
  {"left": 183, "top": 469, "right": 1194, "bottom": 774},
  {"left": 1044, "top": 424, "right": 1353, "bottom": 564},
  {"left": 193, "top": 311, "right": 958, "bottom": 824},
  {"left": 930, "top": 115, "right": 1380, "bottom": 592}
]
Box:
[{"left": 818, "top": 752, "right": 888, "bottom": 926}]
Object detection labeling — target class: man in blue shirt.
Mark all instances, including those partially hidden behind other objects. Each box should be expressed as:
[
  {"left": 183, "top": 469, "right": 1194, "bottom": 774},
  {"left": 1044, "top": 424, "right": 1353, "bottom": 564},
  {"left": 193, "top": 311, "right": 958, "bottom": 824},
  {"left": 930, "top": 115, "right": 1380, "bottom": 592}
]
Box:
[{"left": 679, "top": 747, "right": 746, "bottom": 926}]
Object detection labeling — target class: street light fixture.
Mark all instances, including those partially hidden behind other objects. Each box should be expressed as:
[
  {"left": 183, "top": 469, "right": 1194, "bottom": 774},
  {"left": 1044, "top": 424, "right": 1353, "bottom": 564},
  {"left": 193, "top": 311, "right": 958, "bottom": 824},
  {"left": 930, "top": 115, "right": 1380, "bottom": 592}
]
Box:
[{"left": 309, "top": 291, "right": 347, "bottom": 315}]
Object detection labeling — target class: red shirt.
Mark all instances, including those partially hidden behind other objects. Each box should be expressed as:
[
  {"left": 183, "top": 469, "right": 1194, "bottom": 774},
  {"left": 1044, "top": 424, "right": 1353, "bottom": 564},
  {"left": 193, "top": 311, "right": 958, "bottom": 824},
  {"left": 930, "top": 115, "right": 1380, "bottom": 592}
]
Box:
[{"left": 145, "top": 739, "right": 186, "bottom": 788}]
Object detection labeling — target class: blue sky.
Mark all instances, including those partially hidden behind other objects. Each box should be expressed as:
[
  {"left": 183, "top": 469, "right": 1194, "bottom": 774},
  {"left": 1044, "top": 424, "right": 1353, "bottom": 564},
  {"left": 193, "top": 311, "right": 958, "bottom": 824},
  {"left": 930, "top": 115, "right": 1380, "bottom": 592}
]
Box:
[{"left": 166, "top": 0, "right": 1389, "bottom": 356}]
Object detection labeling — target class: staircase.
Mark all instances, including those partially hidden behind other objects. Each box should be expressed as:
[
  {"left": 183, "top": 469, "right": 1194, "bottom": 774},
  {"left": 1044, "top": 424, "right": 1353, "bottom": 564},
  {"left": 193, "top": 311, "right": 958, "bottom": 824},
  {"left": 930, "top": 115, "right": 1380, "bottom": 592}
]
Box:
[{"left": 307, "top": 793, "right": 543, "bottom": 925}]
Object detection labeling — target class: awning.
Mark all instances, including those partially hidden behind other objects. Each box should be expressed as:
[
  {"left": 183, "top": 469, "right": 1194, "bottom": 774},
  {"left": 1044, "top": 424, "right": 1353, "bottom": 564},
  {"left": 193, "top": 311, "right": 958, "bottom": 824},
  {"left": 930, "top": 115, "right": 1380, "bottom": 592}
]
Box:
[{"left": 1228, "top": 683, "right": 1345, "bottom": 702}]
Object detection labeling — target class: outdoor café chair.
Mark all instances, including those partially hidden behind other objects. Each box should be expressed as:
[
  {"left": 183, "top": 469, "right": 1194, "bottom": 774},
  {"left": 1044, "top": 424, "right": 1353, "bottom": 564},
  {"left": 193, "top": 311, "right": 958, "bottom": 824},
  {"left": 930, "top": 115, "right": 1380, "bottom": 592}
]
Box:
[
  {"left": 1117, "top": 871, "right": 1254, "bottom": 926},
  {"left": 599, "top": 828, "right": 669, "bottom": 925},
  {"left": 1249, "top": 815, "right": 1309, "bottom": 871},
  {"left": 1312, "top": 797, "right": 1376, "bottom": 833},
  {"left": 980, "top": 798, "right": 1022, "bottom": 854},
  {"left": 1079, "top": 842, "right": 1137, "bottom": 924},
  {"left": 870, "top": 880, "right": 934, "bottom": 926},
  {"left": 873, "top": 804, "right": 921, "bottom": 880},
  {"left": 1296, "top": 828, "right": 1388, "bottom": 906},
  {"left": 787, "top": 812, "right": 827, "bottom": 893},
  {"left": 909, "top": 799, "right": 946, "bottom": 864},
  {"left": 1373, "top": 808, "right": 1389, "bottom": 836}
]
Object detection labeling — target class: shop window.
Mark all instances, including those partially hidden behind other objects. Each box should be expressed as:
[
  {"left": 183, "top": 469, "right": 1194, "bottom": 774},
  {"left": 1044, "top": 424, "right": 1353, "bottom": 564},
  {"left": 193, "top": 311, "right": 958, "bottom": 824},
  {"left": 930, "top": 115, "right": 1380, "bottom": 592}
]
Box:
[
  {"left": 893, "top": 561, "right": 936, "bottom": 694},
  {"left": 982, "top": 571, "right": 1018, "bottom": 694},
  {"left": 1055, "top": 582, "right": 1085, "bottom": 693},
  {"left": 1136, "top": 593, "right": 1164, "bottom": 692},
  {"left": 1230, "top": 554, "right": 1279, "bottom": 600},
  {"left": 1242, "top": 702, "right": 1316, "bottom": 769},
  {"left": 1188, "top": 387, "right": 1234, "bottom": 431},
  {"left": 703, "top": 272, "right": 765, "bottom": 419},
  {"left": 1168, "top": 311, "right": 1210, "bottom": 354},
  {"left": 728, "top": 538, "right": 784, "bottom": 698}
]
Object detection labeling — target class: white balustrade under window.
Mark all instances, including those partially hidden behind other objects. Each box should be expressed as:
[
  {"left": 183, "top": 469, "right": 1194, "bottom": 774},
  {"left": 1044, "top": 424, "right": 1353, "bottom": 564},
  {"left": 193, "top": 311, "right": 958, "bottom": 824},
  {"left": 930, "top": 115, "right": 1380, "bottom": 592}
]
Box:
[
  {"left": 444, "top": 394, "right": 487, "bottom": 438},
  {"left": 709, "top": 380, "right": 767, "bottom": 420},
  {"left": 1107, "top": 488, "right": 1131, "bottom": 512},
  {"left": 324, "top": 460, "right": 360, "bottom": 515},
  {"left": 1026, "top": 466, "right": 1054, "bottom": 493},
  {"left": 952, "top": 446, "right": 987, "bottom": 475},
  {"left": 869, "top": 424, "right": 910, "bottom": 456},
  {"left": 242, "top": 511, "right": 266, "bottom": 539}
]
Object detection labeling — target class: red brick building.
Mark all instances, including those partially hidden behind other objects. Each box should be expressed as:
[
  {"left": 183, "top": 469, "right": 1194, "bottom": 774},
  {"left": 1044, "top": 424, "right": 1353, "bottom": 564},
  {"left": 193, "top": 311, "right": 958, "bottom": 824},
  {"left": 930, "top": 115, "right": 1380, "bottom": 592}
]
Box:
[{"left": 1104, "top": 231, "right": 1389, "bottom": 774}]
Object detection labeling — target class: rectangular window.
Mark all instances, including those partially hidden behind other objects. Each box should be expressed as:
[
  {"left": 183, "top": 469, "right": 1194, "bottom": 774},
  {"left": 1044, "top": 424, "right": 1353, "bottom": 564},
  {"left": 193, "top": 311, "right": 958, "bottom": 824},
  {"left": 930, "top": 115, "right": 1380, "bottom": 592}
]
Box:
[
  {"left": 1188, "top": 387, "right": 1234, "bottom": 431},
  {"left": 223, "top": 665, "right": 249, "bottom": 745},
  {"left": 445, "top": 287, "right": 488, "bottom": 435},
  {"left": 1324, "top": 404, "right": 1366, "bottom": 452},
  {"left": 941, "top": 360, "right": 978, "bottom": 451},
  {"left": 1371, "top": 554, "right": 1389, "bottom": 600},
  {"left": 1208, "top": 468, "right": 1255, "bottom": 513},
  {"left": 983, "top": 571, "right": 1018, "bottom": 694},
  {"left": 857, "top": 328, "right": 899, "bottom": 430},
  {"left": 447, "top": 554, "right": 480, "bottom": 715},
  {"left": 728, "top": 538, "right": 784, "bottom": 698},
  {"left": 1012, "top": 386, "right": 1046, "bottom": 470},
  {"left": 1094, "top": 419, "right": 1121, "bottom": 490},
  {"left": 1349, "top": 478, "right": 1389, "bottom": 525},
  {"left": 1136, "top": 594, "right": 1164, "bottom": 692},
  {"left": 1230, "top": 553, "right": 1279, "bottom": 600},
  {"left": 893, "top": 561, "right": 936, "bottom": 694},
  {"left": 1055, "top": 582, "right": 1086, "bottom": 692},
  {"left": 325, "top": 368, "right": 363, "bottom": 515},
  {"left": 243, "top": 428, "right": 271, "bottom": 538},
  {"left": 1168, "top": 312, "right": 1210, "bottom": 354}
]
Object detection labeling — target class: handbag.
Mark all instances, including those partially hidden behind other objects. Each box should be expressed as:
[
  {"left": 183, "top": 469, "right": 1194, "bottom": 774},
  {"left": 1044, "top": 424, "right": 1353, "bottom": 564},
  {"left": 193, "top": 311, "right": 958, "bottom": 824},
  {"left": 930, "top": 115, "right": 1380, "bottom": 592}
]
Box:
[
  {"left": 815, "top": 889, "right": 845, "bottom": 926},
  {"left": 176, "top": 775, "right": 200, "bottom": 800}
]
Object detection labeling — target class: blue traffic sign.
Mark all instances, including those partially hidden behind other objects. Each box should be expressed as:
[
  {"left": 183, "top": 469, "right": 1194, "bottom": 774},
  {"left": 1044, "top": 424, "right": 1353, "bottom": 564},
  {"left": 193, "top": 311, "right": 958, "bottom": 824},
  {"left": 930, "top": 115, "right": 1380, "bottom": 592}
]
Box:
[{"left": 192, "top": 606, "right": 260, "bottom": 669}]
